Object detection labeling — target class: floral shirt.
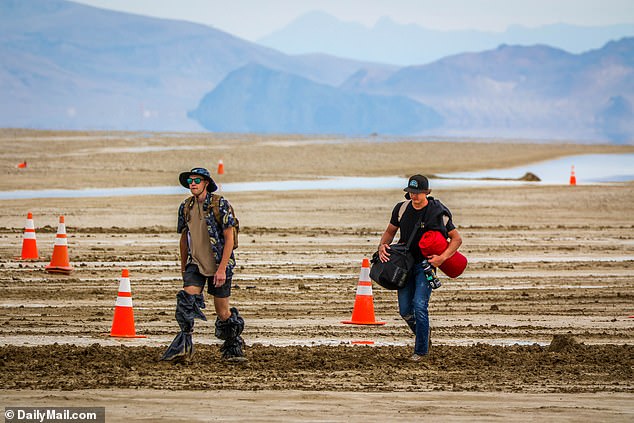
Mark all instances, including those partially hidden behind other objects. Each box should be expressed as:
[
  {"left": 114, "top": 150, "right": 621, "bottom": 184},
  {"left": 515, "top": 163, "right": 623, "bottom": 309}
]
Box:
[{"left": 177, "top": 193, "right": 237, "bottom": 278}]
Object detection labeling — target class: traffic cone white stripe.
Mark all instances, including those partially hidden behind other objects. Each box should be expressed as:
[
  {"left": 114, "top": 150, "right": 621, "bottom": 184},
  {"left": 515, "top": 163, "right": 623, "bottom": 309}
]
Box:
[
  {"left": 359, "top": 266, "right": 370, "bottom": 281},
  {"left": 356, "top": 283, "right": 373, "bottom": 296},
  {"left": 56, "top": 223, "right": 66, "bottom": 235},
  {"left": 25, "top": 219, "right": 35, "bottom": 230},
  {"left": 54, "top": 237, "right": 68, "bottom": 246},
  {"left": 355, "top": 265, "right": 373, "bottom": 295},
  {"left": 118, "top": 277, "right": 131, "bottom": 293},
  {"left": 23, "top": 232, "right": 36, "bottom": 240},
  {"left": 115, "top": 297, "right": 133, "bottom": 308}
]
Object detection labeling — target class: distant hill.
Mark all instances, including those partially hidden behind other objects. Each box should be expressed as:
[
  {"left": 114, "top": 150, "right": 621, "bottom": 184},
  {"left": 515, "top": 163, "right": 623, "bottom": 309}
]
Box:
[
  {"left": 189, "top": 64, "right": 443, "bottom": 135},
  {"left": 0, "top": 0, "right": 393, "bottom": 131},
  {"left": 258, "top": 11, "right": 634, "bottom": 66},
  {"left": 342, "top": 38, "right": 634, "bottom": 142}
]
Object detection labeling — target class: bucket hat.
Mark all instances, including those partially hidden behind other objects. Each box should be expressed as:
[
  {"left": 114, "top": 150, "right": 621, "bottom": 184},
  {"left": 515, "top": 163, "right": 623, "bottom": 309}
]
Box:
[
  {"left": 404, "top": 174, "right": 430, "bottom": 199},
  {"left": 179, "top": 167, "right": 218, "bottom": 192}
]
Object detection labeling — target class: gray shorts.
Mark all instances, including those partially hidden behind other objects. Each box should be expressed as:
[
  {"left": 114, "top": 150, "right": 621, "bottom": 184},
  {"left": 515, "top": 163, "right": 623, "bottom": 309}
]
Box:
[{"left": 183, "top": 263, "right": 231, "bottom": 298}]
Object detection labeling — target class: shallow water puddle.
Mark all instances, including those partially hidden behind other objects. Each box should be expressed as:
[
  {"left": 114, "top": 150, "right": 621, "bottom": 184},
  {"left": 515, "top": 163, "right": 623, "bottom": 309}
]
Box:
[{"left": 1, "top": 153, "right": 632, "bottom": 200}]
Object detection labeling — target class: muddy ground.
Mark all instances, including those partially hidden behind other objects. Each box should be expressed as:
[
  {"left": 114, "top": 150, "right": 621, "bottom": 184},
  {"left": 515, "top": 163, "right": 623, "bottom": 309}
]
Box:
[{"left": 0, "top": 130, "right": 633, "bottom": 421}]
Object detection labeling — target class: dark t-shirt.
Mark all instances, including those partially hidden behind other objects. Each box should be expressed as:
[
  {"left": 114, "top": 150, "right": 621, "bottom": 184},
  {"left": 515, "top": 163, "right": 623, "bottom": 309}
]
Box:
[{"left": 390, "top": 197, "right": 456, "bottom": 262}]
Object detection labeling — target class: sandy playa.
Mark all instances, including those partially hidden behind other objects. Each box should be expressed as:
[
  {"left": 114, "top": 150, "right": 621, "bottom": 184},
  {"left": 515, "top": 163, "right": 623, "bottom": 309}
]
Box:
[{"left": 1, "top": 130, "right": 633, "bottom": 421}]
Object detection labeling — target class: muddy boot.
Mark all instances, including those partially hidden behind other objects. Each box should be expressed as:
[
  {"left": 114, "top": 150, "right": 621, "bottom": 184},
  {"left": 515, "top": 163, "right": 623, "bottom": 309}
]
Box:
[
  {"left": 161, "top": 331, "right": 193, "bottom": 362},
  {"left": 215, "top": 307, "right": 247, "bottom": 363},
  {"left": 161, "top": 290, "right": 206, "bottom": 362},
  {"left": 220, "top": 335, "right": 246, "bottom": 362}
]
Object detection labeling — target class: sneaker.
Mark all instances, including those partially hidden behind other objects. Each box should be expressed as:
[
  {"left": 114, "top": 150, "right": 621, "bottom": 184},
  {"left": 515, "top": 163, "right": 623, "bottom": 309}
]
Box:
[
  {"left": 409, "top": 354, "right": 430, "bottom": 368},
  {"left": 410, "top": 354, "right": 426, "bottom": 362}
]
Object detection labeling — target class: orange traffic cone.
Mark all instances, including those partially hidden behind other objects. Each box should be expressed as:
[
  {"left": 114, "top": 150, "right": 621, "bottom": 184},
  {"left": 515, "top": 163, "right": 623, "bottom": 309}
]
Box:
[
  {"left": 45, "top": 215, "right": 73, "bottom": 275},
  {"left": 18, "top": 212, "right": 39, "bottom": 260},
  {"left": 342, "top": 258, "right": 386, "bottom": 325},
  {"left": 217, "top": 159, "right": 225, "bottom": 175},
  {"left": 110, "top": 269, "right": 146, "bottom": 338},
  {"left": 569, "top": 165, "right": 576, "bottom": 186},
  {"left": 17, "top": 161, "right": 27, "bottom": 169}
]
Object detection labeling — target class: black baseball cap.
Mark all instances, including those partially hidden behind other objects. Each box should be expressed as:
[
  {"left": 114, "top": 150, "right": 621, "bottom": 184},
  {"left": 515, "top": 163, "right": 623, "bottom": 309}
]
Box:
[{"left": 403, "top": 174, "right": 430, "bottom": 199}]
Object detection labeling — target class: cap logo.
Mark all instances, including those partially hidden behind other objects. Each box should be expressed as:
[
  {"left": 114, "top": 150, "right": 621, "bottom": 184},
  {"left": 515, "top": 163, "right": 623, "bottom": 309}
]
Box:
[{"left": 409, "top": 180, "right": 418, "bottom": 188}]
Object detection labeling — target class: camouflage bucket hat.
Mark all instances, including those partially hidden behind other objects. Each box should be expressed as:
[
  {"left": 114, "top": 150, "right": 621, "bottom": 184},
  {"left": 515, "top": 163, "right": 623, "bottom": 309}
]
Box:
[{"left": 179, "top": 167, "right": 218, "bottom": 192}]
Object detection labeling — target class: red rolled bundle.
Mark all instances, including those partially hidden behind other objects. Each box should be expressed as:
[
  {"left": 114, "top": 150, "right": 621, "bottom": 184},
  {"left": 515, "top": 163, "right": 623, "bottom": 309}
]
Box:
[{"left": 419, "top": 230, "right": 467, "bottom": 278}]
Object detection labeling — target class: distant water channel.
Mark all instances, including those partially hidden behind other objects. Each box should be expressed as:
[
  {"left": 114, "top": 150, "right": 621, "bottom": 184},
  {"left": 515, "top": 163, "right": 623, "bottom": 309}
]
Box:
[
  {"left": 440, "top": 153, "right": 634, "bottom": 183},
  {"left": 1, "top": 153, "right": 632, "bottom": 200}
]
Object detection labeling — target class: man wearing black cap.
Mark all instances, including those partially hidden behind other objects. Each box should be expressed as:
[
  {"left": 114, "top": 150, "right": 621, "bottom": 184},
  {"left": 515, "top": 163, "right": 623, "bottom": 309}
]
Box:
[
  {"left": 377, "top": 175, "right": 462, "bottom": 362},
  {"left": 161, "top": 167, "right": 246, "bottom": 363}
]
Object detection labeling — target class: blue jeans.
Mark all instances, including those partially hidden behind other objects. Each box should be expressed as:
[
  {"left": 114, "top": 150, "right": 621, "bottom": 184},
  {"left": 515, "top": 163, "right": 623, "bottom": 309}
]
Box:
[{"left": 397, "top": 262, "right": 432, "bottom": 356}]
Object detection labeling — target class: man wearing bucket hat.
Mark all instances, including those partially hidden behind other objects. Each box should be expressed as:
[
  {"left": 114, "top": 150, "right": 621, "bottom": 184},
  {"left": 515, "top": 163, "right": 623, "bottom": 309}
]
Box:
[
  {"left": 377, "top": 175, "right": 462, "bottom": 363},
  {"left": 161, "top": 167, "right": 246, "bottom": 363}
]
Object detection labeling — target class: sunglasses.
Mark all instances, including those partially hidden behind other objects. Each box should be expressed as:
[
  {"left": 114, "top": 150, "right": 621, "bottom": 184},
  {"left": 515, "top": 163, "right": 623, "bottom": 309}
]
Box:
[{"left": 187, "top": 177, "right": 203, "bottom": 185}]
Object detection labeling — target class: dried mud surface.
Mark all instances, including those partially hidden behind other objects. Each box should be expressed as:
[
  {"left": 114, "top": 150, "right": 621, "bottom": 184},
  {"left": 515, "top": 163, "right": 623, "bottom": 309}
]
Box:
[
  {"left": 1, "top": 130, "right": 633, "bottom": 421},
  {"left": 1, "top": 342, "right": 632, "bottom": 393}
]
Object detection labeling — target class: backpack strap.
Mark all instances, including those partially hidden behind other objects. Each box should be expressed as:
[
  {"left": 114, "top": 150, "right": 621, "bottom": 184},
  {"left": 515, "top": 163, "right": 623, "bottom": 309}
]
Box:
[
  {"left": 182, "top": 195, "right": 196, "bottom": 223},
  {"left": 210, "top": 194, "right": 222, "bottom": 226},
  {"left": 398, "top": 199, "right": 427, "bottom": 249},
  {"left": 398, "top": 200, "right": 411, "bottom": 223}
]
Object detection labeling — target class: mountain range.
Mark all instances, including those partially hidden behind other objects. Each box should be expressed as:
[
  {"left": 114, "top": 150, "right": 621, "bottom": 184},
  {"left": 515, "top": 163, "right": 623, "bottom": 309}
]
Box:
[
  {"left": 258, "top": 11, "right": 634, "bottom": 66},
  {"left": 341, "top": 39, "right": 634, "bottom": 142},
  {"left": 1, "top": 0, "right": 633, "bottom": 142},
  {"left": 190, "top": 36, "right": 634, "bottom": 141}
]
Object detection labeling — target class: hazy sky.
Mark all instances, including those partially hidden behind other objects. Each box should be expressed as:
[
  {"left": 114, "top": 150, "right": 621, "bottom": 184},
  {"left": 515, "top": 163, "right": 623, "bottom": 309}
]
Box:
[{"left": 72, "top": 0, "right": 634, "bottom": 40}]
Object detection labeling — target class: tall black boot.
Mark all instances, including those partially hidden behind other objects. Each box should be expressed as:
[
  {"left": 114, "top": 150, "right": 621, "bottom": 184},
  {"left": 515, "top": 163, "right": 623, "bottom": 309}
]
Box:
[
  {"left": 215, "top": 307, "right": 247, "bottom": 362},
  {"left": 161, "top": 290, "right": 206, "bottom": 362}
]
